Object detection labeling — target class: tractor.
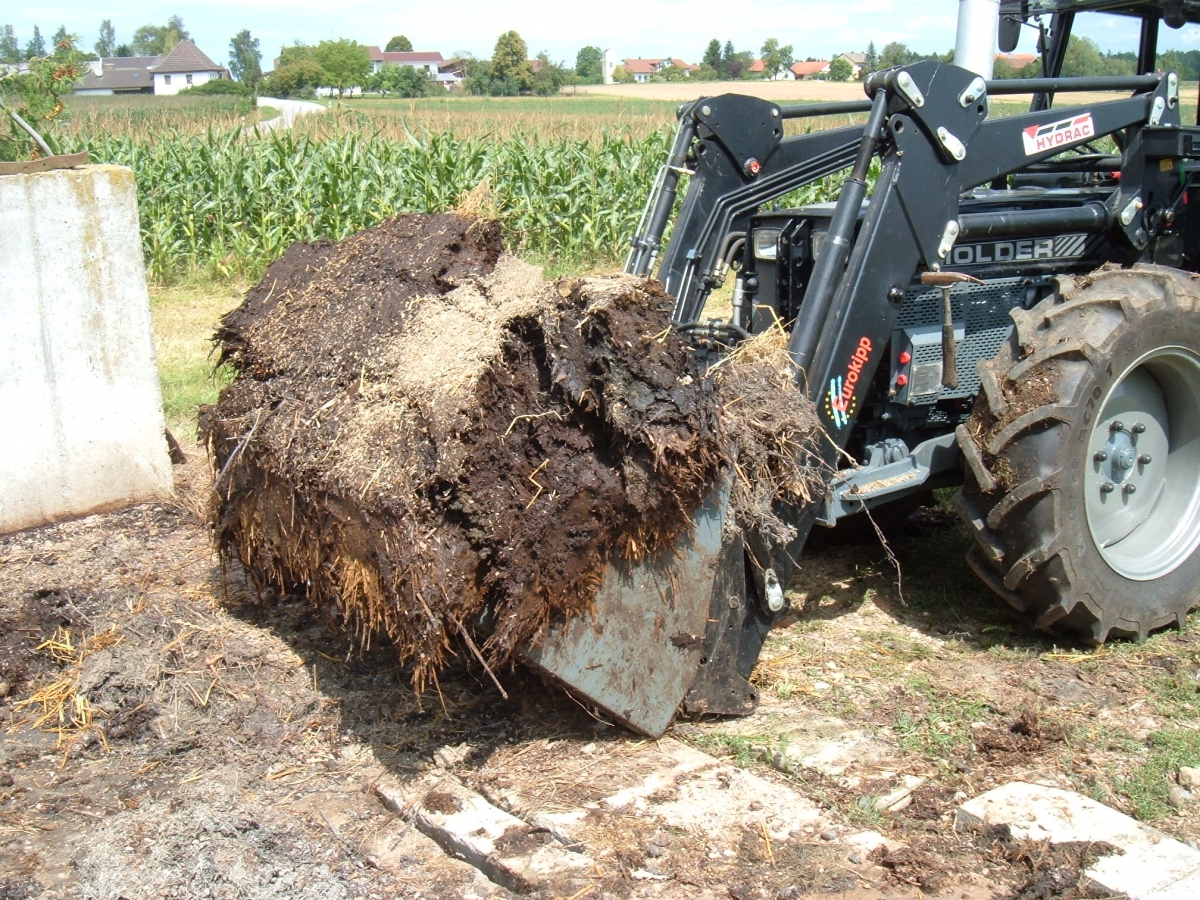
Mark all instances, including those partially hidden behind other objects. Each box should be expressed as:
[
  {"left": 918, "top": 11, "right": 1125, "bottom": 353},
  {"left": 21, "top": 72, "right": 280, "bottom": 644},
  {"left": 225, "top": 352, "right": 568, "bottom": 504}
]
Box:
[{"left": 524, "top": 0, "right": 1200, "bottom": 736}]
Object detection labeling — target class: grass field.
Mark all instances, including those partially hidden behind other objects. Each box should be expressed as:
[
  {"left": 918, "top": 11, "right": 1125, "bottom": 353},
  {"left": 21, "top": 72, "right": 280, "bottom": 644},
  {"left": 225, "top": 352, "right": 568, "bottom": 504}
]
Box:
[{"left": 149, "top": 279, "right": 244, "bottom": 436}]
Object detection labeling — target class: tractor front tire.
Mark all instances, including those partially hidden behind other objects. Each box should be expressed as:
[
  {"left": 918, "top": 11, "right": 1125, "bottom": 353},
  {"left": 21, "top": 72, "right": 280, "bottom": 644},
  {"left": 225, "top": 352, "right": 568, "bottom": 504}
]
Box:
[{"left": 956, "top": 265, "right": 1200, "bottom": 642}]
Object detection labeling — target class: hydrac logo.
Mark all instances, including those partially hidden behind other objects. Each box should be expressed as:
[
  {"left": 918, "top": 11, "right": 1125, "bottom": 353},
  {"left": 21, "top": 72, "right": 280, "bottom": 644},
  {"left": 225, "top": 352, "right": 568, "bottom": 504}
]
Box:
[{"left": 1022, "top": 113, "right": 1095, "bottom": 155}]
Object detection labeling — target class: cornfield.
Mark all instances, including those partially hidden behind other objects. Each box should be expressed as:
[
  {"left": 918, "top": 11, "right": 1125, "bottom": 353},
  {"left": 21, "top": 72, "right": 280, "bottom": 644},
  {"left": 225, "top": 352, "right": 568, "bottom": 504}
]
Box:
[
  {"left": 64, "top": 95, "right": 258, "bottom": 141},
  {"left": 69, "top": 128, "right": 671, "bottom": 282}
]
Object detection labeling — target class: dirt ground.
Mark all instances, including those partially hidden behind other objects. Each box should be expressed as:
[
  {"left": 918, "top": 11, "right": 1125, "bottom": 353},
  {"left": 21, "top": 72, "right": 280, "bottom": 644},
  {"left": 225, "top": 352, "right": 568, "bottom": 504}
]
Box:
[{"left": 3, "top": 448, "right": 1199, "bottom": 899}]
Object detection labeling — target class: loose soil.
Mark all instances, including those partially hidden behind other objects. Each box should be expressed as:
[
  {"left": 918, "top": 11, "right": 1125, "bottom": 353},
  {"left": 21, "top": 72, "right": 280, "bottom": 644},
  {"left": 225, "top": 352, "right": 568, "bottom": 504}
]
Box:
[
  {"left": 4, "top": 455, "right": 1198, "bottom": 898},
  {"left": 204, "top": 212, "right": 819, "bottom": 698}
]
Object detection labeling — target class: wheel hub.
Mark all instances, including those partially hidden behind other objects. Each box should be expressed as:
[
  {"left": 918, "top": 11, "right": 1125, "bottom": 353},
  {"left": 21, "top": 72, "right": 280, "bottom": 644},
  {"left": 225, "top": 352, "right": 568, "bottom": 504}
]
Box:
[{"left": 1084, "top": 347, "right": 1200, "bottom": 581}]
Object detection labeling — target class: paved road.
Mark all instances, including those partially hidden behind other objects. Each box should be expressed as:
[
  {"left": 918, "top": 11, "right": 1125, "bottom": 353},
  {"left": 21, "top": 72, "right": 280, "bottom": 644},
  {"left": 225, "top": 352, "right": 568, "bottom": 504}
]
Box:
[{"left": 250, "top": 96, "right": 327, "bottom": 132}]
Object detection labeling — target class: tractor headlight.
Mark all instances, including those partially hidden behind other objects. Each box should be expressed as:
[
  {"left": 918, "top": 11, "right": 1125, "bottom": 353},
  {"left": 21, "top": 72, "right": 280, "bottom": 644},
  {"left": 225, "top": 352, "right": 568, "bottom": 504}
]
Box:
[{"left": 753, "top": 228, "right": 781, "bottom": 261}]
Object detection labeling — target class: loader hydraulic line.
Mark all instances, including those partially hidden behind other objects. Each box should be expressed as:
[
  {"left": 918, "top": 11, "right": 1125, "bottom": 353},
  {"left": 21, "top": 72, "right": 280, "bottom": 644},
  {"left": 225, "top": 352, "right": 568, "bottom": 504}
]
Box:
[{"left": 787, "top": 90, "right": 891, "bottom": 380}]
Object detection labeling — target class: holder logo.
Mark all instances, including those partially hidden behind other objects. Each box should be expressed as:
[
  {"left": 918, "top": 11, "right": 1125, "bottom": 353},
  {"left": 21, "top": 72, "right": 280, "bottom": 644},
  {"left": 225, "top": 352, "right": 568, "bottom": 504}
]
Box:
[
  {"left": 1022, "top": 113, "right": 1095, "bottom": 155},
  {"left": 826, "top": 337, "right": 873, "bottom": 428}
]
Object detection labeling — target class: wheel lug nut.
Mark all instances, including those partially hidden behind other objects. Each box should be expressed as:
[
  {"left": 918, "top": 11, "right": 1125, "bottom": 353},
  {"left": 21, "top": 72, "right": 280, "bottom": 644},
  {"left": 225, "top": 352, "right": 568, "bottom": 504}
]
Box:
[
  {"left": 1112, "top": 420, "right": 1125, "bottom": 432},
  {"left": 1133, "top": 423, "right": 1147, "bottom": 434},
  {"left": 1125, "top": 483, "right": 1137, "bottom": 495},
  {"left": 1094, "top": 450, "right": 1108, "bottom": 462},
  {"left": 1139, "top": 453, "right": 1152, "bottom": 465},
  {"left": 1101, "top": 483, "right": 1115, "bottom": 494}
]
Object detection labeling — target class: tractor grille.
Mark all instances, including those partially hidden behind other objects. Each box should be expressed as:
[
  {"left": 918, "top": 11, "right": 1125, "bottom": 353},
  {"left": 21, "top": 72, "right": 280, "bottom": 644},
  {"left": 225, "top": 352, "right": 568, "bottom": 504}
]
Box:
[{"left": 898, "top": 277, "right": 1026, "bottom": 401}]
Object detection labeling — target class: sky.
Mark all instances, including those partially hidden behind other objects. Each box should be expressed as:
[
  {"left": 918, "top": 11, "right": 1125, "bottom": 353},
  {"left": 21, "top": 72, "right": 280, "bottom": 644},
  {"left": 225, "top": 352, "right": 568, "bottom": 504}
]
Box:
[{"left": 9, "top": 1, "right": 1200, "bottom": 67}]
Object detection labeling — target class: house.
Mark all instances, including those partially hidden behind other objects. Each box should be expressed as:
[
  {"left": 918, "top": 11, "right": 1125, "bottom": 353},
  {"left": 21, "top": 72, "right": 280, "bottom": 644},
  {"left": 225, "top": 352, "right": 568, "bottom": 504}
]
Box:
[
  {"left": 367, "top": 48, "right": 443, "bottom": 77},
  {"left": 73, "top": 40, "right": 228, "bottom": 96},
  {"left": 366, "top": 48, "right": 457, "bottom": 88},
  {"left": 621, "top": 58, "right": 699, "bottom": 83},
  {"left": 75, "top": 56, "right": 158, "bottom": 95},
  {"left": 150, "top": 39, "right": 229, "bottom": 95},
  {"left": 438, "top": 58, "right": 467, "bottom": 88},
  {"left": 749, "top": 58, "right": 797, "bottom": 80},
  {"left": 996, "top": 52, "right": 1039, "bottom": 74},
  {"left": 790, "top": 60, "right": 830, "bottom": 79},
  {"left": 835, "top": 52, "right": 868, "bottom": 78}
]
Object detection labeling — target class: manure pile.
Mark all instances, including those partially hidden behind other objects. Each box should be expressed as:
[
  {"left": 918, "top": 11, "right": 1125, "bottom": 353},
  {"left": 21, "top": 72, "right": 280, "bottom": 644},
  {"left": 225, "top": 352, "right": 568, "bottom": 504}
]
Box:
[{"left": 205, "top": 213, "right": 822, "bottom": 689}]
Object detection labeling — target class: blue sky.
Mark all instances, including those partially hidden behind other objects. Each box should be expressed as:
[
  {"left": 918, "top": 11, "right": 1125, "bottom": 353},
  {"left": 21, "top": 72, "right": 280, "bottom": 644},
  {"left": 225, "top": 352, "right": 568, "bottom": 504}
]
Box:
[{"left": 9, "top": 1, "right": 1200, "bottom": 67}]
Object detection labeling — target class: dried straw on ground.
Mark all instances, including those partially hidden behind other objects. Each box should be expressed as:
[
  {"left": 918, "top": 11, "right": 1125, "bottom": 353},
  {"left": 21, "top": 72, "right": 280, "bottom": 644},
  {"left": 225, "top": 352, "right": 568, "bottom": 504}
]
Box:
[{"left": 204, "top": 213, "right": 824, "bottom": 691}]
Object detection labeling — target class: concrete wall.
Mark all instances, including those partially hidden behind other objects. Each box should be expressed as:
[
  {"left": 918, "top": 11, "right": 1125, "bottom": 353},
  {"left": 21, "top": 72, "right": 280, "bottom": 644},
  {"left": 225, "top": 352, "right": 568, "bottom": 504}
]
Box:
[{"left": 0, "top": 164, "right": 172, "bottom": 534}]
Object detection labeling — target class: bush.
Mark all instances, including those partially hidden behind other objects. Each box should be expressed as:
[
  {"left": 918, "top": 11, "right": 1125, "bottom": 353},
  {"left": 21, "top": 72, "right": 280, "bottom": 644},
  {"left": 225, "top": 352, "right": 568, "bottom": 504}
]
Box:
[{"left": 181, "top": 79, "right": 251, "bottom": 96}]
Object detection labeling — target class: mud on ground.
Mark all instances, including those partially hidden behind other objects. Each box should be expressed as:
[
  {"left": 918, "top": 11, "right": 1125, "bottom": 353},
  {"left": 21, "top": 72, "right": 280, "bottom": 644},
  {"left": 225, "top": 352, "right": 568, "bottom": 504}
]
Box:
[{"left": 3, "top": 450, "right": 1198, "bottom": 898}]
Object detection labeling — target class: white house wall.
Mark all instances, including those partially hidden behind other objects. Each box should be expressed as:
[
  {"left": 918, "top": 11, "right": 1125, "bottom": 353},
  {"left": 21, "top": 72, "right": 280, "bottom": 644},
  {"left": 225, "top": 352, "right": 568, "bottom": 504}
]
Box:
[{"left": 153, "top": 71, "right": 218, "bottom": 95}]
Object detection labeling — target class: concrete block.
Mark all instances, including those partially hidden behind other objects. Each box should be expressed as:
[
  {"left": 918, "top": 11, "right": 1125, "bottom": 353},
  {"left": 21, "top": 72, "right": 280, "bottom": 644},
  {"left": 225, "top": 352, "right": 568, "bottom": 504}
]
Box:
[
  {"left": 957, "top": 781, "right": 1200, "bottom": 900},
  {"left": 0, "top": 164, "right": 171, "bottom": 534},
  {"left": 374, "top": 772, "right": 594, "bottom": 895}
]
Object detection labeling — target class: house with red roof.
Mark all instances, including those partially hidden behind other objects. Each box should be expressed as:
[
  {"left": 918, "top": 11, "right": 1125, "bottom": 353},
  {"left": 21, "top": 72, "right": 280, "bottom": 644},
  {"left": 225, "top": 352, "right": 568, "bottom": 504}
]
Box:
[
  {"left": 367, "top": 47, "right": 460, "bottom": 87},
  {"left": 791, "top": 60, "right": 830, "bottom": 79},
  {"left": 621, "top": 58, "right": 699, "bottom": 83}
]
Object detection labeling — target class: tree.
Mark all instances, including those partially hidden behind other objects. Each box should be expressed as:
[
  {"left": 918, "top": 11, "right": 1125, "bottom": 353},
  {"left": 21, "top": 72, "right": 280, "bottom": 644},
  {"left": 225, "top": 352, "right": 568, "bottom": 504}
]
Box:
[
  {"left": 862, "top": 41, "right": 878, "bottom": 79},
  {"left": 312, "top": 39, "right": 371, "bottom": 98},
  {"left": 721, "top": 40, "right": 752, "bottom": 79},
  {"left": 878, "top": 41, "right": 913, "bottom": 69},
  {"left": 1061, "top": 36, "right": 1133, "bottom": 77},
  {"left": 0, "top": 26, "right": 20, "bottom": 63},
  {"left": 380, "top": 63, "right": 434, "bottom": 97},
  {"left": 25, "top": 26, "right": 45, "bottom": 60},
  {"left": 531, "top": 52, "right": 566, "bottom": 95},
  {"left": 492, "top": 30, "right": 531, "bottom": 92},
  {"left": 611, "top": 65, "right": 634, "bottom": 84},
  {"left": 702, "top": 39, "right": 722, "bottom": 71},
  {"left": 229, "top": 29, "right": 262, "bottom": 92},
  {"left": 95, "top": 19, "right": 116, "bottom": 57},
  {"left": 131, "top": 16, "right": 189, "bottom": 57},
  {"left": 575, "top": 45, "right": 602, "bottom": 83},
  {"left": 385, "top": 35, "right": 413, "bottom": 52},
  {"left": 828, "top": 56, "right": 853, "bottom": 81},
  {"left": 267, "top": 59, "right": 325, "bottom": 96},
  {"left": 1, "top": 34, "right": 86, "bottom": 160},
  {"left": 279, "top": 43, "right": 313, "bottom": 66},
  {"left": 114, "top": 43, "right": 131, "bottom": 57},
  {"left": 52, "top": 26, "right": 69, "bottom": 49},
  {"left": 760, "top": 37, "right": 794, "bottom": 80}
]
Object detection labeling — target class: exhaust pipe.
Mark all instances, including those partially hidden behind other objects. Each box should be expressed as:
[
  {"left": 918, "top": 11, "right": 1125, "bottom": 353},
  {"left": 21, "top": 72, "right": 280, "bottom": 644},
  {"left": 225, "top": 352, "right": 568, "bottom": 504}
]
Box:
[{"left": 954, "top": 0, "right": 1001, "bottom": 79}]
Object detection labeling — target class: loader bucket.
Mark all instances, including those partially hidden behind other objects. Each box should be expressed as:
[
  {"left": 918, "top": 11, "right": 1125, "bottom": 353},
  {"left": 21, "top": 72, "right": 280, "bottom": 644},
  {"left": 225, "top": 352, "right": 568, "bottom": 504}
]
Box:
[{"left": 521, "top": 479, "right": 772, "bottom": 737}]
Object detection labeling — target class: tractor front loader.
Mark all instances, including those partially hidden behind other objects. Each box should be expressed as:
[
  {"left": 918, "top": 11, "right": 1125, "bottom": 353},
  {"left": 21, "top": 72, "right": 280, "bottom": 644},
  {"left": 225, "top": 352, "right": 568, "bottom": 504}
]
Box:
[{"left": 524, "top": 0, "right": 1200, "bottom": 737}]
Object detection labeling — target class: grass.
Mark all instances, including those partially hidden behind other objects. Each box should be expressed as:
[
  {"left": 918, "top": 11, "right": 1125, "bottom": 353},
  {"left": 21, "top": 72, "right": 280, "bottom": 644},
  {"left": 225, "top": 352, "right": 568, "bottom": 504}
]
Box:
[
  {"left": 149, "top": 279, "right": 245, "bottom": 438},
  {"left": 1122, "top": 728, "right": 1200, "bottom": 820},
  {"left": 890, "top": 675, "right": 995, "bottom": 763}
]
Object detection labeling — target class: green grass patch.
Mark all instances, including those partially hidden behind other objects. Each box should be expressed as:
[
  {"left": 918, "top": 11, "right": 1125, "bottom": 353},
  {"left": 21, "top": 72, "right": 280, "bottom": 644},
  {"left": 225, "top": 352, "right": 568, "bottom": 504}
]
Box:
[
  {"left": 1121, "top": 728, "right": 1200, "bottom": 820},
  {"left": 890, "top": 675, "right": 994, "bottom": 764},
  {"left": 150, "top": 279, "right": 245, "bottom": 439}
]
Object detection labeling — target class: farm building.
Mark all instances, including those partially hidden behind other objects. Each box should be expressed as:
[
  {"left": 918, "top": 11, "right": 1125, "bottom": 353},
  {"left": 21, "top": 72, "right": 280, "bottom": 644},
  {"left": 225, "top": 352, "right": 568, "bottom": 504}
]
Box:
[
  {"left": 748, "top": 58, "right": 797, "bottom": 80},
  {"left": 834, "top": 51, "right": 868, "bottom": 78},
  {"left": 621, "top": 58, "right": 699, "bottom": 82},
  {"left": 367, "top": 48, "right": 460, "bottom": 88},
  {"left": 791, "top": 60, "right": 830, "bottom": 79},
  {"left": 74, "top": 40, "right": 229, "bottom": 96}
]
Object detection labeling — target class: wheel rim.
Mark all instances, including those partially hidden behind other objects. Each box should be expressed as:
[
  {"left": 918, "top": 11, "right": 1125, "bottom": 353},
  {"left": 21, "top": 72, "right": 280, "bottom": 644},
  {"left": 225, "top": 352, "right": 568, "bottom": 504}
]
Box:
[{"left": 1084, "top": 346, "right": 1200, "bottom": 581}]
